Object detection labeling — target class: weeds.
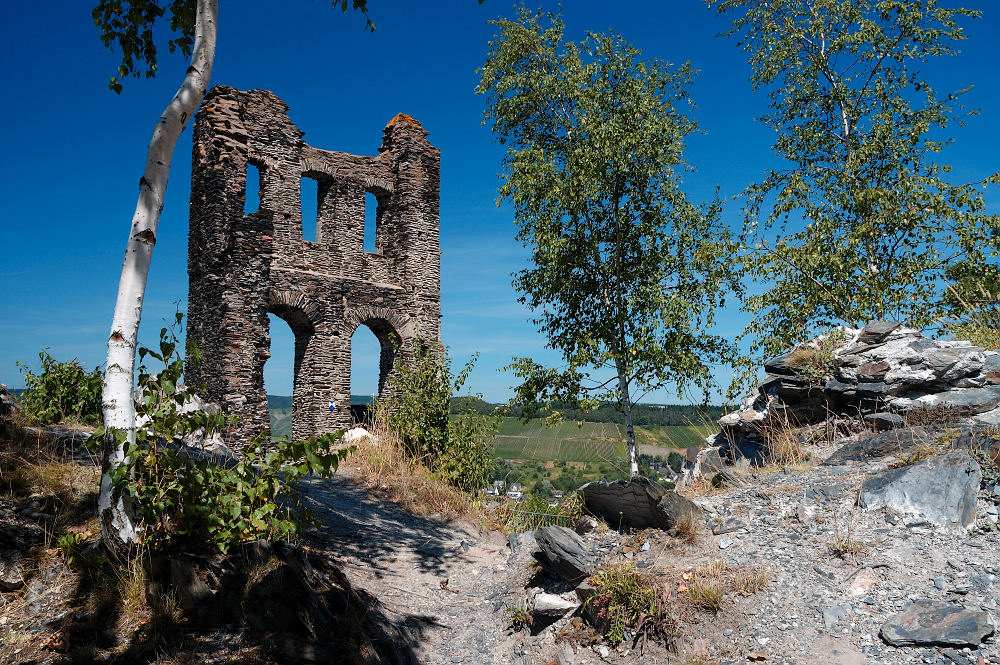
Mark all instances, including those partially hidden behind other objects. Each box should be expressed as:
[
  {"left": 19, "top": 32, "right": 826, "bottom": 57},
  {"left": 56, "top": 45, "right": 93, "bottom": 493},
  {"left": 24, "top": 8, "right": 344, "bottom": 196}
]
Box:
[
  {"left": 507, "top": 602, "right": 532, "bottom": 631},
  {"left": 889, "top": 443, "right": 942, "bottom": 468},
  {"left": 589, "top": 562, "right": 679, "bottom": 646}
]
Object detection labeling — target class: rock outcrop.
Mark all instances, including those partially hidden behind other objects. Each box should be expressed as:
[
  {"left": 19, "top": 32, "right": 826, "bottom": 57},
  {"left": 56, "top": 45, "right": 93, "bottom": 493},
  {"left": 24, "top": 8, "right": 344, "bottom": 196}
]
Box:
[
  {"left": 713, "top": 322, "right": 1000, "bottom": 464},
  {"left": 578, "top": 476, "right": 701, "bottom": 531}
]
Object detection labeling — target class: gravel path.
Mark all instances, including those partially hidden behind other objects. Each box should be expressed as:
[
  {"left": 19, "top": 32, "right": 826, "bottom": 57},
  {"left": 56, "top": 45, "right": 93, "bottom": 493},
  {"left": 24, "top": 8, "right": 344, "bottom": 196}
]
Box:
[{"left": 300, "top": 474, "right": 525, "bottom": 665}]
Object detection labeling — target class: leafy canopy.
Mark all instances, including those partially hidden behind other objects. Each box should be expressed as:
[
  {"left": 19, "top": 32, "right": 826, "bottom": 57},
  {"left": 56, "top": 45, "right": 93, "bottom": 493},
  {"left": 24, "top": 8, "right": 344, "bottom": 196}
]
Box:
[
  {"left": 92, "top": 0, "right": 375, "bottom": 93},
  {"left": 711, "top": 0, "right": 1000, "bottom": 388},
  {"left": 477, "top": 9, "right": 739, "bottom": 418}
]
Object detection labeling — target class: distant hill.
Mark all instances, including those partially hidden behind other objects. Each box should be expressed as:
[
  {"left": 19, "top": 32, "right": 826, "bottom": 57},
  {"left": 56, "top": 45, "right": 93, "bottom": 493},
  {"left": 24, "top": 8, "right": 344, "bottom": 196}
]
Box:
[
  {"left": 267, "top": 395, "right": 373, "bottom": 411},
  {"left": 449, "top": 397, "right": 724, "bottom": 427}
]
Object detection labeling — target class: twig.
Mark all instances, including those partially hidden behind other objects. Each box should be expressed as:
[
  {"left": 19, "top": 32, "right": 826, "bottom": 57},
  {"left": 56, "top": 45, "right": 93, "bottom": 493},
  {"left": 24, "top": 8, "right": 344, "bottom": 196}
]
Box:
[{"left": 843, "top": 562, "right": 891, "bottom": 583}]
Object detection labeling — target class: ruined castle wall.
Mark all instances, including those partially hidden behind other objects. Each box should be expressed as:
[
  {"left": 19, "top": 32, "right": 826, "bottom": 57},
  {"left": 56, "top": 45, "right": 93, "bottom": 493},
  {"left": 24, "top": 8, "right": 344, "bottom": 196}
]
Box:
[{"left": 186, "top": 86, "right": 441, "bottom": 445}]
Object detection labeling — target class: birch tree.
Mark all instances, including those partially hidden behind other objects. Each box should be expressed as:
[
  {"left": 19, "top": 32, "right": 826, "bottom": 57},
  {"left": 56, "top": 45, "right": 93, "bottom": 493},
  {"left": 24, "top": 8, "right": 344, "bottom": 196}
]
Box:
[
  {"left": 477, "top": 9, "right": 740, "bottom": 477},
  {"left": 709, "top": 0, "right": 1000, "bottom": 394},
  {"left": 93, "top": 0, "right": 372, "bottom": 548}
]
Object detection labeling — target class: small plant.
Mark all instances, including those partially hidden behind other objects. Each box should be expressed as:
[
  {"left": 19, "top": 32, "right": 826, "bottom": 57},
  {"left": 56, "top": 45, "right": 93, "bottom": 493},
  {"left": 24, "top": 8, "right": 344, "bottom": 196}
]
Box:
[
  {"left": 673, "top": 514, "right": 699, "bottom": 544},
  {"left": 889, "top": 443, "right": 941, "bottom": 468},
  {"left": 588, "top": 562, "right": 678, "bottom": 645},
  {"left": 829, "top": 534, "right": 867, "bottom": 558},
  {"left": 902, "top": 404, "right": 966, "bottom": 427},
  {"left": 782, "top": 328, "right": 849, "bottom": 386},
  {"left": 96, "top": 314, "right": 353, "bottom": 554},
  {"left": 16, "top": 351, "right": 104, "bottom": 425},
  {"left": 507, "top": 602, "right": 532, "bottom": 631},
  {"left": 55, "top": 531, "right": 89, "bottom": 565}
]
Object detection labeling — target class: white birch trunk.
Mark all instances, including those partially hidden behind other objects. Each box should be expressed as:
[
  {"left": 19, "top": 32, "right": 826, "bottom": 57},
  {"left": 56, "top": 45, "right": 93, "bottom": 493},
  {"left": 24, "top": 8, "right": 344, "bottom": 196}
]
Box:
[
  {"left": 616, "top": 369, "right": 639, "bottom": 477},
  {"left": 98, "top": 0, "right": 218, "bottom": 548}
]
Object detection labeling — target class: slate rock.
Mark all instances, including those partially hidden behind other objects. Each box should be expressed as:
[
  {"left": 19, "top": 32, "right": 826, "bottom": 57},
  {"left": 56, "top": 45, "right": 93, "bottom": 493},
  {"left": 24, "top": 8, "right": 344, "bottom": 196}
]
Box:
[
  {"left": 0, "top": 550, "right": 25, "bottom": 591},
  {"left": 169, "top": 555, "right": 218, "bottom": 627},
  {"left": 534, "top": 526, "right": 597, "bottom": 585},
  {"left": 578, "top": 476, "right": 701, "bottom": 531},
  {"left": 859, "top": 451, "right": 981, "bottom": 532},
  {"left": 880, "top": 600, "right": 995, "bottom": 647},
  {"left": 508, "top": 530, "right": 537, "bottom": 554},
  {"left": 823, "top": 426, "right": 943, "bottom": 465},
  {"left": 858, "top": 321, "right": 901, "bottom": 344},
  {"left": 711, "top": 468, "right": 746, "bottom": 488},
  {"left": 863, "top": 412, "right": 904, "bottom": 431}
]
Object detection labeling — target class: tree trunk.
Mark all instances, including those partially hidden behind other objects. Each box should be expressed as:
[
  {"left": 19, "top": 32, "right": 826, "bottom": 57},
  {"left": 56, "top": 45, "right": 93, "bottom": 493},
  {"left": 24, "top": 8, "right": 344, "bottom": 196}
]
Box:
[
  {"left": 616, "top": 370, "right": 639, "bottom": 477},
  {"left": 98, "top": 0, "right": 218, "bottom": 549}
]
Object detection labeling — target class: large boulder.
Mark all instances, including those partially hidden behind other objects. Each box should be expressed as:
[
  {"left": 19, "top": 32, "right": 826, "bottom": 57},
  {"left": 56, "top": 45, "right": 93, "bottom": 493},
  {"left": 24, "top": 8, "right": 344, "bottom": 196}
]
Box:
[
  {"left": 578, "top": 476, "right": 701, "bottom": 531},
  {"left": 858, "top": 451, "right": 981, "bottom": 532},
  {"left": 534, "top": 525, "right": 597, "bottom": 585}
]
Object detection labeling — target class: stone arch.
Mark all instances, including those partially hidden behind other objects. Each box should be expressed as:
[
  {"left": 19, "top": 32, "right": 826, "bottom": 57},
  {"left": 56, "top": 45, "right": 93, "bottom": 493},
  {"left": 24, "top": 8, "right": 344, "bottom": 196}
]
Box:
[{"left": 344, "top": 306, "right": 409, "bottom": 399}]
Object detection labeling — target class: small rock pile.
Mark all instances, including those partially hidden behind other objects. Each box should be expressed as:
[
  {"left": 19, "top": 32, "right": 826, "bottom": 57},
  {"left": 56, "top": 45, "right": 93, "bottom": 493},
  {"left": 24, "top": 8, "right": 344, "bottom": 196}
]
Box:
[{"left": 713, "top": 322, "right": 1000, "bottom": 464}]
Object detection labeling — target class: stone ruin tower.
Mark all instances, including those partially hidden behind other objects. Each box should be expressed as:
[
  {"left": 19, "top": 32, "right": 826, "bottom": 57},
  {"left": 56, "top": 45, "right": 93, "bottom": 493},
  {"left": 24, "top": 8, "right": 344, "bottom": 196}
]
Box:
[{"left": 185, "top": 85, "right": 441, "bottom": 444}]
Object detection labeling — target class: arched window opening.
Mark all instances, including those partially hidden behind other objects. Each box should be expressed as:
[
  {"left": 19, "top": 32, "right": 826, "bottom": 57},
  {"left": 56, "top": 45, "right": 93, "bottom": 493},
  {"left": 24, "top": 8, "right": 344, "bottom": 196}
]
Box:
[
  {"left": 350, "top": 324, "right": 381, "bottom": 424},
  {"left": 264, "top": 313, "right": 295, "bottom": 439}
]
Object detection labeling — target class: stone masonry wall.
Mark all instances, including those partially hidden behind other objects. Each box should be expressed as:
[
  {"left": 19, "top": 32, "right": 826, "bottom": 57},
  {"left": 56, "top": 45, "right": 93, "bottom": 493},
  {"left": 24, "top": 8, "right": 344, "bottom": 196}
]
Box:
[{"left": 186, "top": 86, "right": 441, "bottom": 446}]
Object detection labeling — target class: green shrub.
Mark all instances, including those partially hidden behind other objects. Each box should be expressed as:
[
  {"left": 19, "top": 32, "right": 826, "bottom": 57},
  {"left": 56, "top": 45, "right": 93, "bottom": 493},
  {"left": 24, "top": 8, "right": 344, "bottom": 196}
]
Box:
[
  {"left": 16, "top": 351, "right": 104, "bottom": 425},
  {"left": 375, "top": 343, "right": 501, "bottom": 493},
  {"left": 96, "top": 314, "right": 352, "bottom": 554},
  {"left": 588, "top": 562, "right": 678, "bottom": 645}
]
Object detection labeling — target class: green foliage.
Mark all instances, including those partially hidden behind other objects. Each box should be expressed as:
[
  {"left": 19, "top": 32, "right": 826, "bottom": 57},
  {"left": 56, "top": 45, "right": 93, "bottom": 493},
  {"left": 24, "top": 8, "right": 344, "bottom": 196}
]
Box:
[
  {"left": 501, "top": 491, "right": 582, "bottom": 532},
  {"left": 16, "top": 352, "right": 104, "bottom": 425},
  {"left": 95, "top": 314, "right": 352, "bottom": 553},
  {"left": 55, "top": 532, "right": 89, "bottom": 566},
  {"left": 667, "top": 451, "right": 684, "bottom": 473},
  {"left": 589, "top": 562, "right": 678, "bottom": 645},
  {"left": 478, "top": 9, "right": 739, "bottom": 473},
  {"left": 375, "top": 344, "right": 502, "bottom": 493},
  {"left": 711, "top": 0, "right": 1000, "bottom": 394},
  {"left": 92, "top": 0, "right": 375, "bottom": 94},
  {"left": 941, "top": 260, "right": 1000, "bottom": 349}
]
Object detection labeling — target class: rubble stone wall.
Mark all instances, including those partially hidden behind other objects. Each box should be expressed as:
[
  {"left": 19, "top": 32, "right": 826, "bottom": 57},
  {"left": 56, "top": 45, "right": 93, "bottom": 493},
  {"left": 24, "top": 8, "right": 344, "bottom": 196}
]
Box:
[{"left": 186, "top": 86, "right": 441, "bottom": 445}]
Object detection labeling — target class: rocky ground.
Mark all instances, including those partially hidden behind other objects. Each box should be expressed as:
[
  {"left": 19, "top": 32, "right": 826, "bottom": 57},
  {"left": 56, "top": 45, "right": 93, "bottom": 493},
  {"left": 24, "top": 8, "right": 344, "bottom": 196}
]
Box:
[{"left": 1, "top": 402, "right": 998, "bottom": 664}]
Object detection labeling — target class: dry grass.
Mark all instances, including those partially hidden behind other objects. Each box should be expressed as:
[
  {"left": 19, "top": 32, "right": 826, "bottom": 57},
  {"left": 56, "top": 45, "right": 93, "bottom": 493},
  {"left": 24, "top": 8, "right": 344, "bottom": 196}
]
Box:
[
  {"left": 678, "top": 560, "right": 772, "bottom": 614},
  {"left": 683, "top": 560, "right": 728, "bottom": 613},
  {"left": 730, "top": 565, "right": 772, "bottom": 595},
  {"left": 673, "top": 514, "right": 699, "bottom": 544},
  {"left": 347, "top": 426, "right": 479, "bottom": 521}
]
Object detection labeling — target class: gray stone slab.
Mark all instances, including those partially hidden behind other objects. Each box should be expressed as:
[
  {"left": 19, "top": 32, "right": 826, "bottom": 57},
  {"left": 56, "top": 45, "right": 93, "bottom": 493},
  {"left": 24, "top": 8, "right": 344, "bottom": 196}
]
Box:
[{"left": 880, "top": 600, "right": 994, "bottom": 647}]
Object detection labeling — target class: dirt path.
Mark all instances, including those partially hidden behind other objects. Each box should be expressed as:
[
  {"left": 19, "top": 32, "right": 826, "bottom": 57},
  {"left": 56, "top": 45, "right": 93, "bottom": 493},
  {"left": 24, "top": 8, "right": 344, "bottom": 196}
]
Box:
[{"left": 300, "top": 474, "right": 526, "bottom": 665}]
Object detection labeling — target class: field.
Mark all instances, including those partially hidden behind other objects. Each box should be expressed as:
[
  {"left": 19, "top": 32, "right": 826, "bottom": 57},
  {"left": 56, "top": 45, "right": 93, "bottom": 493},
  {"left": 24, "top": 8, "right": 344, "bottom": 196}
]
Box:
[
  {"left": 493, "top": 419, "right": 626, "bottom": 461},
  {"left": 634, "top": 423, "right": 718, "bottom": 450},
  {"left": 491, "top": 418, "right": 715, "bottom": 462}
]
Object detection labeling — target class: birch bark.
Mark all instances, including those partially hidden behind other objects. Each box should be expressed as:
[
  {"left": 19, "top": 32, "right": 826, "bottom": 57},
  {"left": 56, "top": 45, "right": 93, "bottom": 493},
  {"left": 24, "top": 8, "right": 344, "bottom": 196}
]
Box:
[{"left": 98, "top": 0, "right": 218, "bottom": 548}]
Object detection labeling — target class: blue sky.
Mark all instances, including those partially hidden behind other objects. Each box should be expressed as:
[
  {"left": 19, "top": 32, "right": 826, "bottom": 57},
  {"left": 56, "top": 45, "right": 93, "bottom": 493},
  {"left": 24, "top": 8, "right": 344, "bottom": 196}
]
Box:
[{"left": 1, "top": 1, "right": 998, "bottom": 404}]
